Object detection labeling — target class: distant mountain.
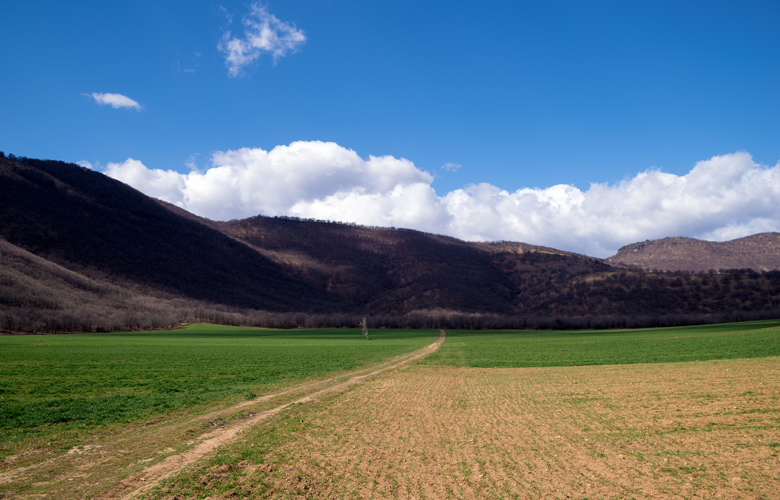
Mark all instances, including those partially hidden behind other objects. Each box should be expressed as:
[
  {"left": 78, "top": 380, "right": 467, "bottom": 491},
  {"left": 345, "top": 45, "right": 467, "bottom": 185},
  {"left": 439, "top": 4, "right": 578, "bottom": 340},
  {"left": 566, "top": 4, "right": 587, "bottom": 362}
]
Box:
[
  {"left": 2, "top": 154, "right": 779, "bottom": 332},
  {"left": 606, "top": 234, "right": 780, "bottom": 272}
]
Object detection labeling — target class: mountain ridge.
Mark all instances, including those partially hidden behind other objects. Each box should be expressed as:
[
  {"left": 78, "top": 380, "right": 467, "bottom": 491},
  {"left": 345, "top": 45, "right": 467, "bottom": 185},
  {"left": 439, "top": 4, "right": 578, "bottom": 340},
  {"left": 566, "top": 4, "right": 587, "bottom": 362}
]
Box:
[
  {"left": 2, "top": 154, "right": 779, "bottom": 333},
  {"left": 606, "top": 233, "right": 780, "bottom": 272},
  {"left": 0, "top": 155, "right": 338, "bottom": 312}
]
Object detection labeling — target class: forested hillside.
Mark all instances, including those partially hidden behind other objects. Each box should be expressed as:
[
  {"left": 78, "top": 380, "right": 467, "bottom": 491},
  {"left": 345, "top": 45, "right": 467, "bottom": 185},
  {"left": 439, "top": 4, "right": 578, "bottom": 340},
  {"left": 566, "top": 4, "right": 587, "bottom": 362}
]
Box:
[
  {"left": 220, "top": 216, "right": 780, "bottom": 328},
  {"left": 2, "top": 154, "right": 780, "bottom": 333},
  {"left": 0, "top": 155, "right": 337, "bottom": 312}
]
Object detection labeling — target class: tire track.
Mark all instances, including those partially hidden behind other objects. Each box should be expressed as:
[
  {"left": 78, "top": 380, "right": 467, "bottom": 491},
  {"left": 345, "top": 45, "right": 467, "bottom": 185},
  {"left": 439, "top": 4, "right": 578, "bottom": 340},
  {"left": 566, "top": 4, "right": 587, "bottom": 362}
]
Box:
[{"left": 103, "top": 330, "right": 445, "bottom": 500}]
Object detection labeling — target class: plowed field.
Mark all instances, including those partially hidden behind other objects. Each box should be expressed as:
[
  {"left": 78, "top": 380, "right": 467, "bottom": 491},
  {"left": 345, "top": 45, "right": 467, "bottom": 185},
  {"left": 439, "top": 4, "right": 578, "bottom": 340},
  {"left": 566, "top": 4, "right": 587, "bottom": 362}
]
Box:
[{"left": 151, "top": 357, "right": 780, "bottom": 499}]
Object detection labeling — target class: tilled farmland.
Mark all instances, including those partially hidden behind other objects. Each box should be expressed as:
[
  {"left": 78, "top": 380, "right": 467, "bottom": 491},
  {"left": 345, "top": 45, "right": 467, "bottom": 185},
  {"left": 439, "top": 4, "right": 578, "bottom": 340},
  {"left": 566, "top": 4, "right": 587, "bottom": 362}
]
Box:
[{"left": 152, "top": 357, "right": 780, "bottom": 499}]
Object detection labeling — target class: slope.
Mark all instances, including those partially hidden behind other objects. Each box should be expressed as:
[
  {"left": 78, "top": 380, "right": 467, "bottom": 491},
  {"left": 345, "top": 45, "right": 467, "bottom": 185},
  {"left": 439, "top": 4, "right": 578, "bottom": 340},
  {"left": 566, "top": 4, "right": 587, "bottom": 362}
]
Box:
[
  {"left": 216, "top": 216, "right": 780, "bottom": 324},
  {"left": 0, "top": 236, "right": 183, "bottom": 332},
  {"left": 607, "top": 233, "right": 780, "bottom": 272},
  {"left": 0, "top": 156, "right": 337, "bottom": 313},
  {"left": 3, "top": 154, "right": 780, "bottom": 331},
  {"left": 218, "top": 216, "right": 534, "bottom": 314}
]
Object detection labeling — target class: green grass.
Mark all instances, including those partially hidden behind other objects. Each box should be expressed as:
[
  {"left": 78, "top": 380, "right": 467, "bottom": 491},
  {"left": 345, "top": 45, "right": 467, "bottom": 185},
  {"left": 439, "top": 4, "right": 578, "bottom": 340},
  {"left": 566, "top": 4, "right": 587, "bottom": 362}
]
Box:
[
  {"left": 423, "top": 320, "right": 780, "bottom": 368},
  {"left": 0, "top": 324, "right": 437, "bottom": 445}
]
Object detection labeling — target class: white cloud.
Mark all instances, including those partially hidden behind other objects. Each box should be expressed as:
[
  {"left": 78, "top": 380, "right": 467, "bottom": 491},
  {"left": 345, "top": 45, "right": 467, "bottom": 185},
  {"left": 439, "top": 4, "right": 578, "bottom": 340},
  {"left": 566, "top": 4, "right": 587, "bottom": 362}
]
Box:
[
  {"left": 86, "top": 92, "right": 142, "bottom": 110},
  {"left": 105, "top": 158, "right": 185, "bottom": 204},
  {"left": 103, "top": 146, "right": 780, "bottom": 257},
  {"left": 76, "top": 160, "right": 94, "bottom": 170},
  {"left": 185, "top": 153, "right": 201, "bottom": 172},
  {"left": 290, "top": 183, "right": 450, "bottom": 234},
  {"left": 104, "top": 141, "right": 432, "bottom": 222},
  {"left": 437, "top": 152, "right": 780, "bottom": 256},
  {"left": 442, "top": 162, "right": 462, "bottom": 172},
  {"left": 218, "top": 3, "right": 306, "bottom": 77}
]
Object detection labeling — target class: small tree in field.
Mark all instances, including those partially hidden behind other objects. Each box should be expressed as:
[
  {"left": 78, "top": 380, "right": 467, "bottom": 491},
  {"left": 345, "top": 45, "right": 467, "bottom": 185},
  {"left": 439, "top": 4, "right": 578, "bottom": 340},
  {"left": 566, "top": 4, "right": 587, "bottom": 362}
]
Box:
[{"left": 360, "top": 317, "right": 371, "bottom": 340}]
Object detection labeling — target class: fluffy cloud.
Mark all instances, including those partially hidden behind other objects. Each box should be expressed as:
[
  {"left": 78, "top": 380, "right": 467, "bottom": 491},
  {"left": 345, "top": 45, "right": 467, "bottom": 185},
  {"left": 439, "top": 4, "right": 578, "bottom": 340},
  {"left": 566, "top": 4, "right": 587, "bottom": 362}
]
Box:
[
  {"left": 104, "top": 145, "right": 780, "bottom": 257},
  {"left": 86, "top": 92, "right": 141, "bottom": 110},
  {"left": 290, "top": 183, "right": 450, "bottom": 235},
  {"left": 105, "top": 158, "right": 185, "bottom": 203},
  {"left": 441, "top": 152, "right": 780, "bottom": 256},
  {"left": 219, "top": 3, "right": 306, "bottom": 77},
  {"left": 105, "top": 141, "right": 432, "bottom": 222}
]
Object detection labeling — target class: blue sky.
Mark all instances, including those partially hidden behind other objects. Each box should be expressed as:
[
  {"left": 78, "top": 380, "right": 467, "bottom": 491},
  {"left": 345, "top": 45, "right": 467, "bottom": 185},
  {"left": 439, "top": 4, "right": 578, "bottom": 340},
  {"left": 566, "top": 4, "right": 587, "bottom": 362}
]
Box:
[{"left": 2, "top": 1, "right": 779, "bottom": 256}]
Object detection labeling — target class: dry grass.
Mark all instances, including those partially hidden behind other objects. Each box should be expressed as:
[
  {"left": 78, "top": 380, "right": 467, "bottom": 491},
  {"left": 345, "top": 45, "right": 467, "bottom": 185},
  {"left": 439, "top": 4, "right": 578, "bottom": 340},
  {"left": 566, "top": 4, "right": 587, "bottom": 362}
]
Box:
[{"left": 153, "top": 357, "right": 780, "bottom": 499}]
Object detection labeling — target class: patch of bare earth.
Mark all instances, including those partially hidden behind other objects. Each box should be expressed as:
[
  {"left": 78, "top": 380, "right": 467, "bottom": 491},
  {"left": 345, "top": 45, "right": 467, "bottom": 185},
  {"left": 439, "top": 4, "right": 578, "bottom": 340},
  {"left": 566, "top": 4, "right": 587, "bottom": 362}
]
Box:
[{"left": 152, "top": 357, "right": 780, "bottom": 499}]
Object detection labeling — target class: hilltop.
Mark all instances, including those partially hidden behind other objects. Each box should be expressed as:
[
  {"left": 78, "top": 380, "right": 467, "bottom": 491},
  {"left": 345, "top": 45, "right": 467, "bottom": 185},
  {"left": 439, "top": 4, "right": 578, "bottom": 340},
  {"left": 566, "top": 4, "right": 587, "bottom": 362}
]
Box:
[{"left": 607, "top": 234, "right": 780, "bottom": 272}]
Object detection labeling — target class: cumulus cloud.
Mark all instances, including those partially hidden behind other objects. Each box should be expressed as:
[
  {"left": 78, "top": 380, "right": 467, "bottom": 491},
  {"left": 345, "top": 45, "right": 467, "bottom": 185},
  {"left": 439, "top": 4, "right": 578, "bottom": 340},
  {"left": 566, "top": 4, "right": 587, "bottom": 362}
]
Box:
[
  {"left": 103, "top": 145, "right": 780, "bottom": 257},
  {"left": 86, "top": 92, "right": 142, "bottom": 110},
  {"left": 105, "top": 158, "right": 185, "bottom": 203},
  {"left": 218, "top": 3, "right": 306, "bottom": 77},
  {"left": 442, "top": 162, "right": 462, "bottom": 172},
  {"left": 439, "top": 152, "right": 780, "bottom": 256},
  {"left": 290, "top": 182, "right": 450, "bottom": 234},
  {"left": 104, "top": 141, "right": 432, "bottom": 222}
]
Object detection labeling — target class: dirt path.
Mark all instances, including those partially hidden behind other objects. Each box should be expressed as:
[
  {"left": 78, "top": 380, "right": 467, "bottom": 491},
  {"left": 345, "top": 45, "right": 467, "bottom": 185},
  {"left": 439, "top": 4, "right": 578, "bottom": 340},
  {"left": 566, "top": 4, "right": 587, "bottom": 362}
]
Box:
[{"left": 99, "top": 330, "right": 445, "bottom": 500}]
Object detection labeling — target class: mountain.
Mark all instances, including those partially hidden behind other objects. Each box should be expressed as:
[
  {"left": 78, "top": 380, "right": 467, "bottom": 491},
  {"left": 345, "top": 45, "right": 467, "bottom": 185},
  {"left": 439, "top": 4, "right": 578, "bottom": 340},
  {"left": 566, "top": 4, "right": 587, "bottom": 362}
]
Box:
[
  {"left": 216, "top": 217, "right": 613, "bottom": 317},
  {"left": 218, "top": 216, "right": 518, "bottom": 314},
  {"left": 606, "top": 234, "right": 780, "bottom": 272},
  {"left": 0, "top": 155, "right": 338, "bottom": 313},
  {"left": 2, "top": 154, "right": 780, "bottom": 332},
  {"left": 214, "top": 213, "right": 780, "bottom": 326}
]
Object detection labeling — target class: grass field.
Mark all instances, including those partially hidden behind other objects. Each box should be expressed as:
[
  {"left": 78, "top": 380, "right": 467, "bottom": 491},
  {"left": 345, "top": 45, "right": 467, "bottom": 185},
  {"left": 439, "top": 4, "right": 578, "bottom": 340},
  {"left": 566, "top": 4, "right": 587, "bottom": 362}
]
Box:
[
  {"left": 423, "top": 320, "right": 780, "bottom": 367},
  {"left": 0, "top": 324, "right": 438, "bottom": 450},
  {"left": 2, "top": 321, "right": 779, "bottom": 499},
  {"left": 145, "top": 321, "right": 780, "bottom": 500}
]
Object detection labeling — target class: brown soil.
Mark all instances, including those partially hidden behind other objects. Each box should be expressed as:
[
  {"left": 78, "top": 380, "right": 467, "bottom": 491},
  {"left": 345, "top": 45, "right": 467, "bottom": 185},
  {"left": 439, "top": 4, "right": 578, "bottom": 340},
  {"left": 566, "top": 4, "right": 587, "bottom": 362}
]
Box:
[{"left": 153, "top": 356, "right": 780, "bottom": 499}]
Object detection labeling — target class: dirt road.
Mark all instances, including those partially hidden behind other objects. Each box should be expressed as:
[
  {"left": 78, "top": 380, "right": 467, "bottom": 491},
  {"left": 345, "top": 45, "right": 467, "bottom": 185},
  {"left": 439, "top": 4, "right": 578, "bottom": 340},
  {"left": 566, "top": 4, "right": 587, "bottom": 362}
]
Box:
[{"left": 102, "top": 330, "right": 446, "bottom": 499}]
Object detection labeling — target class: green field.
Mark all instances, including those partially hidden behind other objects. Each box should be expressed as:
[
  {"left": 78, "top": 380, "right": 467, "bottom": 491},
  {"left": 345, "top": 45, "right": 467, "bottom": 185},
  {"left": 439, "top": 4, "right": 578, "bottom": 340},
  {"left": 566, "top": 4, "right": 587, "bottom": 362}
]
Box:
[
  {"left": 0, "top": 325, "right": 438, "bottom": 447},
  {"left": 424, "top": 319, "right": 780, "bottom": 367},
  {"left": 144, "top": 320, "right": 780, "bottom": 500},
  {"left": 3, "top": 320, "right": 779, "bottom": 454},
  {"left": 3, "top": 321, "right": 780, "bottom": 499}
]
